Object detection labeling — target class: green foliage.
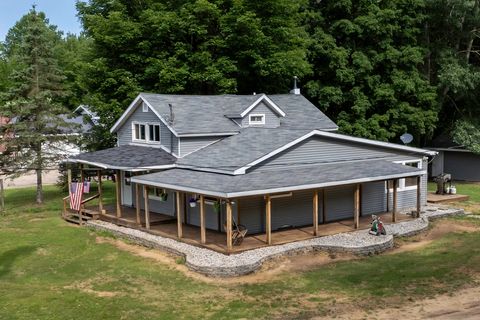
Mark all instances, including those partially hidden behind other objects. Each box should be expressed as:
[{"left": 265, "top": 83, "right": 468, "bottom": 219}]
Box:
[
  {"left": 0, "top": 7, "right": 78, "bottom": 203},
  {"left": 76, "top": 0, "right": 311, "bottom": 149},
  {"left": 305, "top": 0, "right": 438, "bottom": 143},
  {"left": 452, "top": 119, "right": 480, "bottom": 153}
]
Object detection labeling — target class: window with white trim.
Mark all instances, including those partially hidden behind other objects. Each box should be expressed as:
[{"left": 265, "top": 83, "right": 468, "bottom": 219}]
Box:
[
  {"left": 149, "top": 124, "right": 160, "bottom": 142},
  {"left": 142, "top": 102, "right": 148, "bottom": 112},
  {"left": 387, "top": 160, "right": 422, "bottom": 191},
  {"left": 249, "top": 113, "right": 265, "bottom": 125},
  {"left": 133, "top": 123, "right": 146, "bottom": 141}
]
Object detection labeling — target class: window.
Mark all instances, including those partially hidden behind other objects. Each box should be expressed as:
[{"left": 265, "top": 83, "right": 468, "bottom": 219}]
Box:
[
  {"left": 386, "top": 160, "right": 422, "bottom": 191},
  {"left": 249, "top": 114, "right": 265, "bottom": 125},
  {"left": 142, "top": 102, "right": 148, "bottom": 112},
  {"left": 149, "top": 124, "right": 160, "bottom": 142},
  {"left": 133, "top": 123, "right": 146, "bottom": 141}
]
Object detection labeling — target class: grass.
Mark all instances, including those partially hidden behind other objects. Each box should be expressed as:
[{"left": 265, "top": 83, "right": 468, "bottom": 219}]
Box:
[
  {"left": 428, "top": 181, "right": 480, "bottom": 214},
  {"left": 1, "top": 184, "right": 480, "bottom": 319}
]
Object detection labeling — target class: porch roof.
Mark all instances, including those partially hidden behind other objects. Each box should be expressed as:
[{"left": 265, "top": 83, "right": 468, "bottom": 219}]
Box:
[
  {"left": 66, "top": 145, "right": 176, "bottom": 170},
  {"left": 131, "top": 159, "right": 425, "bottom": 198}
]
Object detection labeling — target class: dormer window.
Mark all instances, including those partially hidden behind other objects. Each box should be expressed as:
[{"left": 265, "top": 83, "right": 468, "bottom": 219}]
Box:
[
  {"left": 249, "top": 114, "right": 265, "bottom": 125},
  {"left": 133, "top": 123, "right": 146, "bottom": 141}
]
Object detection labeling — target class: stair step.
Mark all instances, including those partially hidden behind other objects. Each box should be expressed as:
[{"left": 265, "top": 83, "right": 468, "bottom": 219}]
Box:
[{"left": 63, "top": 213, "right": 92, "bottom": 225}]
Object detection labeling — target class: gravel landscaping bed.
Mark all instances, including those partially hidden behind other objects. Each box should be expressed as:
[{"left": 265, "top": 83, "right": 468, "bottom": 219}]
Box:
[{"left": 86, "top": 205, "right": 464, "bottom": 277}]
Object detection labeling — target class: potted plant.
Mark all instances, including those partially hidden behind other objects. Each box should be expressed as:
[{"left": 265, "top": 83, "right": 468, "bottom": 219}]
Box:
[
  {"left": 189, "top": 197, "right": 197, "bottom": 208},
  {"left": 159, "top": 190, "right": 168, "bottom": 202}
]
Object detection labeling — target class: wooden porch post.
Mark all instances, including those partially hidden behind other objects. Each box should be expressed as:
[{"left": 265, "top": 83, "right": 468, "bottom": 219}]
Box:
[
  {"left": 144, "top": 186, "right": 150, "bottom": 230},
  {"left": 386, "top": 180, "right": 390, "bottom": 212},
  {"left": 115, "top": 170, "right": 122, "bottom": 218},
  {"left": 135, "top": 183, "right": 141, "bottom": 225},
  {"left": 265, "top": 195, "right": 272, "bottom": 245},
  {"left": 226, "top": 200, "right": 233, "bottom": 252},
  {"left": 313, "top": 190, "right": 319, "bottom": 236},
  {"left": 322, "top": 189, "right": 326, "bottom": 224},
  {"left": 392, "top": 179, "right": 398, "bottom": 222},
  {"left": 80, "top": 164, "right": 84, "bottom": 184},
  {"left": 200, "top": 195, "right": 206, "bottom": 244},
  {"left": 354, "top": 184, "right": 360, "bottom": 229},
  {"left": 176, "top": 191, "right": 183, "bottom": 238},
  {"left": 416, "top": 176, "right": 421, "bottom": 218},
  {"left": 97, "top": 170, "right": 103, "bottom": 214},
  {"left": 67, "top": 168, "right": 72, "bottom": 193}
]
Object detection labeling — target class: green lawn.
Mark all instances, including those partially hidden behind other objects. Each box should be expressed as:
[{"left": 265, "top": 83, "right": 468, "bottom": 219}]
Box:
[
  {"left": 1, "top": 184, "right": 480, "bottom": 319},
  {"left": 428, "top": 181, "right": 480, "bottom": 214}
]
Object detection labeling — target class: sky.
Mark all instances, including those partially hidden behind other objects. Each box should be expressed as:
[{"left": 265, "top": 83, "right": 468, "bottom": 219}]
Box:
[{"left": 0, "top": 0, "right": 82, "bottom": 41}]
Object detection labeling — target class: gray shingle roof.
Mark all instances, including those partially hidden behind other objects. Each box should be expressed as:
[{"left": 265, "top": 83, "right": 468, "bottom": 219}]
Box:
[
  {"left": 68, "top": 145, "right": 176, "bottom": 169},
  {"left": 139, "top": 93, "right": 337, "bottom": 135},
  {"left": 177, "top": 127, "right": 312, "bottom": 171},
  {"left": 131, "top": 160, "right": 424, "bottom": 198}
]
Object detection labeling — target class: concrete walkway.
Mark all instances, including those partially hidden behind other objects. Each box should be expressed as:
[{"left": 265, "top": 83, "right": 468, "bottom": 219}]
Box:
[{"left": 86, "top": 205, "right": 464, "bottom": 277}]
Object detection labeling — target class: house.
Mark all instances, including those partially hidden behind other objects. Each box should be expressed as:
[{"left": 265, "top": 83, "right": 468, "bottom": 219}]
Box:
[
  {"left": 429, "top": 134, "right": 480, "bottom": 182},
  {"left": 64, "top": 90, "right": 435, "bottom": 253}
]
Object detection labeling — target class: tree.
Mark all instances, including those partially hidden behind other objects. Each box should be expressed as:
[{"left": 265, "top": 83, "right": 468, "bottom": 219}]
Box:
[
  {"left": 0, "top": 7, "right": 78, "bottom": 204},
  {"left": 304, "top": 0, "right": 438, "bottom": 145},
  {"left": 76, "top": 0, "right": 311, "bottom": 150}
]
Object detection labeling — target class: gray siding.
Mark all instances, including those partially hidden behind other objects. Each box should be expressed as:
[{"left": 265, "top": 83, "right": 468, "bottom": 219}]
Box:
[
  {"left": 116, "top": 100, "right": 176, "bottom": 152},
  {"left": 325, "top": 186, "right": 355, "bottom": 221},
  {"left": 443, "top": 151, "right": 480, "bottom": 181},
  {"left": 361, "top": 181, "right": 387, "bottom": 215},
  {"left": 171, "top": 134, "right": 179, "bottom": 155},
  {"left": 133, "top": 183, "right": 176, "bottom": 216},
  {"left": 241, "top": 101, "right": 280, "bottom": 128},
  {"left": 252, "top": 136, "right": 419, "bottom": 171},
  {"left": 238, "top": 196, "right": 265, "bottom": 234},
  {"left": 179, "top": 136, "right": 223, "bottom": 157},
  {"left": 271, "top": 190, "right": 320, "bottom": 229}
]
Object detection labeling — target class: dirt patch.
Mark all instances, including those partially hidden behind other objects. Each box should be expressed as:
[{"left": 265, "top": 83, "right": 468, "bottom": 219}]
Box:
[
  {"left": 64, "top": 277, "right": 122, "bottom": 298},
  {"left": 95, "top": 236, "right": 355, "bottom": 284},
  {"left": 319, "top": 285, "right": 480, "bottom": 320},
  {"left": 390, "top": 219, "right": 479, "bottom": 254}
]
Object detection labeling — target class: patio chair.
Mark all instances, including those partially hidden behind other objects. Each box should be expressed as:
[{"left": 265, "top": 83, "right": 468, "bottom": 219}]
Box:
[{"left": 224, "top": 220, "right": 248, "bottom": 246}]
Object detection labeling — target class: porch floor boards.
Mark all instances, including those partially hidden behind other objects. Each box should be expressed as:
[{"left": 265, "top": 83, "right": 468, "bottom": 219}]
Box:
[{"left": 92, "top": 205, "right": 414, "bottom": 254}]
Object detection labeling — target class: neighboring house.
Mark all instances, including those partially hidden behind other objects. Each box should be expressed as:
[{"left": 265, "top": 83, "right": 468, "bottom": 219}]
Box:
[
  {"left": 65, "top": 90, "right": 435, "bottom": 252},
  {"left": 74, "top": 105, "right": 100, "bottom": 125},
  {"left": 429, "top": 134, "right": 480, "bottom": 182},
  {"left": 0, "top": 116, "right": 10, "bottom": 153}
]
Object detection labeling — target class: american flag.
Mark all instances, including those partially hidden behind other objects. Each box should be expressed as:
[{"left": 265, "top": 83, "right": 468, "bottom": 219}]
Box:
[{"left": 69, "top": 182, "right": 84, "bottom": 211}]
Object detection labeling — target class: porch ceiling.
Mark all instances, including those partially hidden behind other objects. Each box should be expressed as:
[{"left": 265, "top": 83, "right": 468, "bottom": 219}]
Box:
[
  {"left": 131, "top": 159, "right": 426, "bottom": 198},
  {"left": 66, "top": 145, "right": 176, "bottom": 170}
]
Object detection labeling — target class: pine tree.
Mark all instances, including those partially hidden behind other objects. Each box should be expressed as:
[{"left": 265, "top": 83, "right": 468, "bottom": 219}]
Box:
[{"left": 0, "top": 6, "right": 77, "bottom": 204}]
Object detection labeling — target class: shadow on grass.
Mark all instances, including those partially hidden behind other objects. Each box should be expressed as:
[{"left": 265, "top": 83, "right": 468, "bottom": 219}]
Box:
[{"left": 0, "top": 246, "right": 37, "bottom": 278}]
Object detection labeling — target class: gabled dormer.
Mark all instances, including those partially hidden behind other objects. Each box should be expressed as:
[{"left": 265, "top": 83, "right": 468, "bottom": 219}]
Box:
[{"left": 225, "top": 94, "right": 286, "bottom": 128}]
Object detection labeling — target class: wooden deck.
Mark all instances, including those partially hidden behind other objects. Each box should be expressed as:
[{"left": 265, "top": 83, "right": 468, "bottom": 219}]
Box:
[
  {"left": 90, "top": 205, "right": 414, "bottom": 254},
  {"left": 427, "top": 192, "right": 469, "bottom": 203}
]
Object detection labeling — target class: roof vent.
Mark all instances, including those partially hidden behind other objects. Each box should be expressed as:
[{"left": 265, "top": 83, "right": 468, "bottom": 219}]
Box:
[{"left": 290, "top": 76, "right": 300, "bottom": 95}]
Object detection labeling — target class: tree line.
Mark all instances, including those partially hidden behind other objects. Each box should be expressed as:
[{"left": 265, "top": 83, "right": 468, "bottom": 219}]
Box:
[{"left": 0, "top": 0, "right": 479, "bottom": 202}]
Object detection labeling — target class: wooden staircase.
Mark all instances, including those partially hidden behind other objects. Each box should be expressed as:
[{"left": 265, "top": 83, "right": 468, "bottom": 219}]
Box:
[{"left": 62, "top": 194, "right": 101, "bottom": 225}]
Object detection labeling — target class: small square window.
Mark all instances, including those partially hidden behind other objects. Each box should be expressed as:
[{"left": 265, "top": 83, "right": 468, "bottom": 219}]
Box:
[
  {"left": 142, "top": 102, "right": 148, "bottom": 112},
  {"left": 249, "top": 114, "right": 265, "bottom": 125}
]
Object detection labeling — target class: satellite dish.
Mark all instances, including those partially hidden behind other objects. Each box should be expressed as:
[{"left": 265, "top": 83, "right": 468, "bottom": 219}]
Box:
[{"left": 400, "top": 133, "right": 413, "bottom": 145}]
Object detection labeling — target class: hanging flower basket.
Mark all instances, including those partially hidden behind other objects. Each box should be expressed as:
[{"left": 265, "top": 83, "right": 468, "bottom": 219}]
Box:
[
  {"left": 189, "top": 197, "right": 197, "bottom": 208},
  {"left": 213, "top": 201, "right": 221, "bottom": 214}
]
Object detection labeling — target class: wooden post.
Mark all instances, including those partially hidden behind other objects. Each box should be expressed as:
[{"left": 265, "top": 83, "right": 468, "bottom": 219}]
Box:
[
  {"left": 386, "top": 180, "right": 390, "bottom": 212},
  {"left": 354, "top": 184, "right": 360, "bottom": 229},
  {"left": 416, "top": 176, "right": 421, "bottom": 218},
  {"left": 67, "top": 168, "right": 72, "bottom": 193},
  {"left": 0, "top": 178, "right": 4, "bottom": 213},
  {"left": 115, "top": 170, "right": 122, "bottom": 218},
  {"left": 144, "top": 186, "right": 150, "bottom": 230},
  {"left": 200, "top": 195, "right": 206, "bottom": 244},
  {"left": 392, "top": 179, "right": 398, "bottom": 222},
  {"left": 322, "top": 189, "right": 326, "bottom": 224},
  {"left": 97, "top": 170, "right": 103, "bottom": 214},
  {"left": 226, "top": 200, "right": 233, "bottom": 252},
  {"left": 176, "top": 191, "right": 183, "bottom": 238},
  {"left": 313, "top": 190, "right": 319, "bottom": 236},
  {"left": 80, "top": 164, "right": 84, "bottom": 184},
  {"left": 135, "top": 183, "right": 141, "bottom": 225},
  {"left": 265, "top": 195, "right": 272, "bottom": 245}
]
